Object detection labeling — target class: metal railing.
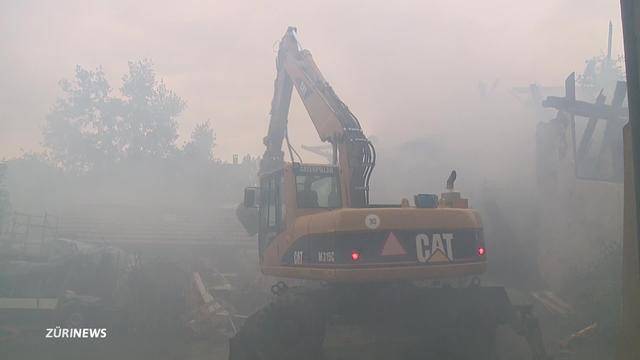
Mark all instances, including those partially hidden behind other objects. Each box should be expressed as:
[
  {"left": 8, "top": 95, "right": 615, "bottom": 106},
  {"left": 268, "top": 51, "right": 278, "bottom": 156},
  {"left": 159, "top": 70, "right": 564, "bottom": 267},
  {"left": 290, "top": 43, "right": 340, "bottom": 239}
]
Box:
[{"left": 1, "top": 212, "right": 60, "bottom": 259}]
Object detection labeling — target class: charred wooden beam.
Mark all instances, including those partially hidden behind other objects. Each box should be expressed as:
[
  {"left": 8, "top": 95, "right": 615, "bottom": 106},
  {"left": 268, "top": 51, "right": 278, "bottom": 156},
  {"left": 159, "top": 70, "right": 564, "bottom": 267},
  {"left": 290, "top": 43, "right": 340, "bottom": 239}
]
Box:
[{"left": 542, "top": 73, "right": 628, "bottom": 122}]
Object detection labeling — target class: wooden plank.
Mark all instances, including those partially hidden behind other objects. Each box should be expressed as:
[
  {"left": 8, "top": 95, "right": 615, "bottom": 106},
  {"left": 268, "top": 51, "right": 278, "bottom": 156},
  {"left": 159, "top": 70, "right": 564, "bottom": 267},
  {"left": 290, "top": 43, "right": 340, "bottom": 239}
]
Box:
[
  {"left": 542, "top": 97, "right": 628, "bottom": 122},
  {"left": 0, "top": 298, "right": 58, "bottom": 310},
  {"left": 576, "top": 91, "right": 606, "bottom": 163}
]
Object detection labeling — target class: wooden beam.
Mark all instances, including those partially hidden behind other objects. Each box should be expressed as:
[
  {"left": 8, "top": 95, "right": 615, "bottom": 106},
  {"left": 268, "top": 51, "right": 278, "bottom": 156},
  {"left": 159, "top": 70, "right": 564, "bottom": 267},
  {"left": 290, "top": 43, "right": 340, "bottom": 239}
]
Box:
[{"left": 542, "top": 96, "right": 628, "bottom": 122}]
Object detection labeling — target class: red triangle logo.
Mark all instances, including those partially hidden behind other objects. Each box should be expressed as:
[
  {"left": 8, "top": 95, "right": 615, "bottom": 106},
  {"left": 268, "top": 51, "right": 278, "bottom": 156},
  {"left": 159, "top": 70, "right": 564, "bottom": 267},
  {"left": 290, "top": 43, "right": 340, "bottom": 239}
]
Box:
[{"left": 381, "top": 232, "right": 407, "bottom": 256}]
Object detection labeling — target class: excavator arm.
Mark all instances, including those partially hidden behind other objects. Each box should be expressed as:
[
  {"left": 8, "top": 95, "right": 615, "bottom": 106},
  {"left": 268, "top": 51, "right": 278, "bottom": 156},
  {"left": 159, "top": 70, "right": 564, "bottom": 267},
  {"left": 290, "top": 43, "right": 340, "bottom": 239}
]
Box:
[{"left": 260, "top": 27, "right": 375, "bottom": 207}]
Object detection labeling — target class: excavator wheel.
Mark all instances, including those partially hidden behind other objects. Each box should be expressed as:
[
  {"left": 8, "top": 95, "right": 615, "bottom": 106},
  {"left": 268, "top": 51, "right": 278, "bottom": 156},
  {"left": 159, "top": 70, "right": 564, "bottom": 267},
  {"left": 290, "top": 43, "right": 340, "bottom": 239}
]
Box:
[{"left": 229, "top": 288, "right": 327, "bottom": 360}]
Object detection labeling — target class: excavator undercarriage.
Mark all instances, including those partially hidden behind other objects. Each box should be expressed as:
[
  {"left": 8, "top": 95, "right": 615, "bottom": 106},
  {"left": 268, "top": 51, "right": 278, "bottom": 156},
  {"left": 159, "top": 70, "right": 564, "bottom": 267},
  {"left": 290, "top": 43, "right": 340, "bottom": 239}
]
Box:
[{"left": 230, "top": 282, "right": 549, "bottom": 360}]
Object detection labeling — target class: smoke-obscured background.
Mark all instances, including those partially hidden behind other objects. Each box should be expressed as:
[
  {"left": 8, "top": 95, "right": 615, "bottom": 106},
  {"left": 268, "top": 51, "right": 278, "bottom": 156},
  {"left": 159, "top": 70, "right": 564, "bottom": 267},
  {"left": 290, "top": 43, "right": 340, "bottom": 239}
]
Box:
[
  {"left": 1, "top": 0, "right": 623, "bottom": 160},
  {"left": 0, "top": 1, "right": 627, "bottom": 358}
]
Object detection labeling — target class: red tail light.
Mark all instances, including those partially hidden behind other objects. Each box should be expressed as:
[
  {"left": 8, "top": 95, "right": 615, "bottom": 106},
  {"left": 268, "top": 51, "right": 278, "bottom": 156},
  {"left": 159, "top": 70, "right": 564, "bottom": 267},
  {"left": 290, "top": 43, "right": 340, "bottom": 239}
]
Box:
[
  {"left": 477, "top": 247, "right": 486, "bottom": 256},
  {"left": 351, "top": 250, "right": 361, "bottom": 261}
]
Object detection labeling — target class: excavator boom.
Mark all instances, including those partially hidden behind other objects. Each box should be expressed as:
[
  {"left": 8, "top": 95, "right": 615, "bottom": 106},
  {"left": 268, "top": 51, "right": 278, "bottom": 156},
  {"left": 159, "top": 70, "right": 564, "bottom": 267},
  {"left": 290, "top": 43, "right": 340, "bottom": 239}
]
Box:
[{"left": 261, "top": 27, "right": 375, "bottom": 207}]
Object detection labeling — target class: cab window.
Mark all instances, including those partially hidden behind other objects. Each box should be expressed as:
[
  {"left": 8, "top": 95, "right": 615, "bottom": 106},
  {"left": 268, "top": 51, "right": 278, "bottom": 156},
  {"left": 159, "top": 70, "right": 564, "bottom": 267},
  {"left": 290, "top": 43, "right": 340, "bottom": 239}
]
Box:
[
  {"left": 295, "top": 171, "right": 341, "bottom": 208},
  {"left": 260, "top": 173, "right": 282, "bottom": 230}
]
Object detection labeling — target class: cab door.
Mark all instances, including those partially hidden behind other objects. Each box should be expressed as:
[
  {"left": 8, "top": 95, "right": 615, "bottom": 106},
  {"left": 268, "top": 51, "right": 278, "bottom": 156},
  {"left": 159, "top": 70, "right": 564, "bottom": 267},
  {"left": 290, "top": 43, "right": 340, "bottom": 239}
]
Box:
[{"left": 258, "top": 170, "right": 284, "bottom": 261}]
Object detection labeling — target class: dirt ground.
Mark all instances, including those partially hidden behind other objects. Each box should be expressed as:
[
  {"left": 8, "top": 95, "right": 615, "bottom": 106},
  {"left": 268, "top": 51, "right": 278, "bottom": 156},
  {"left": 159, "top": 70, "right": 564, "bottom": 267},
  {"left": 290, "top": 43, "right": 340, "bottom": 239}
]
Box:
[
  {"left": 1, "top": 300, "right": 614, "bottom": 360},
  {"left": 0, "top": 240, "right": 615, "bottom": 360}
]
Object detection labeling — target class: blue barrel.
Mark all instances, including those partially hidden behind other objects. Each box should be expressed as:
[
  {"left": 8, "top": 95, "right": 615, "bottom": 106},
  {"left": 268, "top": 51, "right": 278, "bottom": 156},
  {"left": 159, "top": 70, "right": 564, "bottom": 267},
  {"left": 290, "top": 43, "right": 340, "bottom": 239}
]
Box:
[{"left": 414, "top": 194, "right": 438, "bottom": 208}]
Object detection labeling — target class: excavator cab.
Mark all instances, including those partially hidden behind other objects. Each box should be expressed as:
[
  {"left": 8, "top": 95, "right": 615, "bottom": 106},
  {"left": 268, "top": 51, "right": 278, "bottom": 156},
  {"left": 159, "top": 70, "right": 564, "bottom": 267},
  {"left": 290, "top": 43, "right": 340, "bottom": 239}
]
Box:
[{"left": 249, "top": 163, "right": 342, "bottom": 260}]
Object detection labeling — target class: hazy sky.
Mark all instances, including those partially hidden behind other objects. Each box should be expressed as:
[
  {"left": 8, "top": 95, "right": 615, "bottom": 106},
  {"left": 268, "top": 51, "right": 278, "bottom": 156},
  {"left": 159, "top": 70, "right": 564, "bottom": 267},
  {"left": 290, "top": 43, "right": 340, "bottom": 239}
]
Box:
[{"left": 0, "top": 0, "right": 623, "bottom": 161}]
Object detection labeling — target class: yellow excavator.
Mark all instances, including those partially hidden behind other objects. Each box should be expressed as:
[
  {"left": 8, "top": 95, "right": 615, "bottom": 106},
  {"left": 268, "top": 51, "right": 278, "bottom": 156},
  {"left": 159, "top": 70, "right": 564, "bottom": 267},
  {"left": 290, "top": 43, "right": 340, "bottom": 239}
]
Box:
[{"left": 232, "top": 27, "right": 549, "bottom": 360}]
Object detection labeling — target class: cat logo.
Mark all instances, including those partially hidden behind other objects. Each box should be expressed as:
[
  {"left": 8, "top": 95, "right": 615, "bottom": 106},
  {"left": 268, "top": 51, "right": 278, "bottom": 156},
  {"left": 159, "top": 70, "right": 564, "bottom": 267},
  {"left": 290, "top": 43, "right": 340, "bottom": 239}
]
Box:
[{"left": 415, "top": 233, "right": 454, "bottom": 263}]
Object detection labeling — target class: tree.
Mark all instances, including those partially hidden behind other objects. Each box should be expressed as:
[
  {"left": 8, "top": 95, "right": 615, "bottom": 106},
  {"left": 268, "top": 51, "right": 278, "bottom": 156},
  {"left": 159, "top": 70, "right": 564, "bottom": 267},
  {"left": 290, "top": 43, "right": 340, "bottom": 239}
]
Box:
[
  {"left": 44, "top": 65, "right": 119, "bottom": 171},
  {"left": 578, "top": 54, "right": 625, "bottom": 98},
  {"left": 183, "top": 120, "right": 216, "bottom": 161},
  {"left": 120, "top": 59, "right": 185, "bottom": 160},
  {"left": 44, "top": 60, "right": 186, "bottom": 172}
]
